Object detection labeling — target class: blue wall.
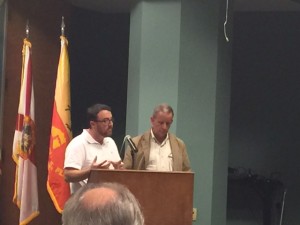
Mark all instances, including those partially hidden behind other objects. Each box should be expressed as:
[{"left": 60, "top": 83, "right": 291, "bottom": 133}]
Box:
[{"left": 126, "top": 1, "right": 232, "bottom": 225}]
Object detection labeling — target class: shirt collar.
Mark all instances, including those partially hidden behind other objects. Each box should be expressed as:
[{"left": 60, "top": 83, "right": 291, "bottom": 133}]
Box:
[
  {"left": 150, "top": 129, "right": 169, "bottom": 146},
  {"left": 83, "top": 129, "right": 108, "bottom": 145}
]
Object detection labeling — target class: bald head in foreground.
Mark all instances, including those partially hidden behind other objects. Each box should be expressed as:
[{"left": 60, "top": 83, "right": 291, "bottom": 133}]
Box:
[{"left": 62, "top": 182, "right": 144, "bottom": 225}]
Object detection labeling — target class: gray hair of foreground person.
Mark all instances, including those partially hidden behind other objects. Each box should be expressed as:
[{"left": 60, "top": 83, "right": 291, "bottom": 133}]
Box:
[{"left": 62, "top": 182, "right": 145, "bottom": 225}]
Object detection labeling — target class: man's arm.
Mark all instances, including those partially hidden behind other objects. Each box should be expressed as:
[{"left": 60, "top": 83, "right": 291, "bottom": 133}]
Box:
[
  {"left": 64, "top": 158, "right": 110, "bottom": 183},
  {"left": 181, "top": 143, "right": 191, "bottom": 172},
  {"left": 64, "top": 167, "right": 92, "bottom": 183},
  {"left": 122, "top": 146, "right": 133, "bottom": 169},
  {"left": 176, "top": 137, "right": 192, "bottom": 172}
]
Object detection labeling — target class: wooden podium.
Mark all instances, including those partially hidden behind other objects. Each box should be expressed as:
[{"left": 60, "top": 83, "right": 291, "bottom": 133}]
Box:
[{"left": 88, "top": 169, "right": 194, "bottom": 225}]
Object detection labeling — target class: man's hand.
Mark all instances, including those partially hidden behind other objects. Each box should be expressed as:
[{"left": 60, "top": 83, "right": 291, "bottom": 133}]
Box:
[
  {"left": 110, "top": 160, "right": 124, "bottom": 170},
  {"left": 89, "top": 156, "right": 110, "bottom": 169},
  {"left": 93, "top": 160, "right": 111, "bottom": 169}
]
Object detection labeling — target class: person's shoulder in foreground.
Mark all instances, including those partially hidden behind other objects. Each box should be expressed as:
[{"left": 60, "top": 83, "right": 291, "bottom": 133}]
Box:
[{"left": 62, "top": 182, "right": 144, "bottom": 225}]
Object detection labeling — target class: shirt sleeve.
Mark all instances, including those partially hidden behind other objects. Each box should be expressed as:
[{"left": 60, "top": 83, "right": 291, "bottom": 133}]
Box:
[{"left": 64, "top": 137, "right": 86, "bottom": 170}]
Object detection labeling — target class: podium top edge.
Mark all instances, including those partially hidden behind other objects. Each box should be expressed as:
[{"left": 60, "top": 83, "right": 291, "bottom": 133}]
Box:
[{"left": 90, "top": 169, "right": 195, "bottom": 175}]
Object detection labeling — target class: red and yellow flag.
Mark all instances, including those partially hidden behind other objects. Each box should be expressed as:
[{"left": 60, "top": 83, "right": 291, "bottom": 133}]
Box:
[
  {"left": 47, "top": 36, "right": 72, "bottom": 213},
  {"left": 12, "top": 38, "right": 39, "bottom": 225}
]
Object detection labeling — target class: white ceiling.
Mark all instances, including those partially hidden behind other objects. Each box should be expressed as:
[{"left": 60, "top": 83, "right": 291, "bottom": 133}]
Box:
[{"left": 67, "top": 0, "right": 300, "bottom": 12}]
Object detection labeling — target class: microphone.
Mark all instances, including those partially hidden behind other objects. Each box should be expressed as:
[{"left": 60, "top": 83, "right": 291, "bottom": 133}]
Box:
[{"left": 126, "top": 135, "right": 138, "bottom": 153}]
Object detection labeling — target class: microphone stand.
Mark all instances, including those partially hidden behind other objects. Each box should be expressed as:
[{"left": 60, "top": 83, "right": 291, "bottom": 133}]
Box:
[
  {"left": 131, "top": 148, "right": 135, "bottom": 169},
  {"left": 121, "top": 135, "right": 137, "bottom": 169},
  {"left": 125, "top": 135, "right": 138, "bottom": 169}
]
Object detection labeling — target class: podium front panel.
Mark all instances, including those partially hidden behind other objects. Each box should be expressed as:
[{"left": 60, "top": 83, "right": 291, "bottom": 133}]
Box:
[{"left": 89, "top": 169, "right": 194, "bottom": 225}]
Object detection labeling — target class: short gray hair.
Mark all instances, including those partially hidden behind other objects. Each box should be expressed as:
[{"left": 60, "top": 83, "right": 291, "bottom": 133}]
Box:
[
  {"left": 152, "top": 103, "right": 174, "bottom": 117},
  {"left": 62, "top": 182, "right": 144, "bottom": 225}
]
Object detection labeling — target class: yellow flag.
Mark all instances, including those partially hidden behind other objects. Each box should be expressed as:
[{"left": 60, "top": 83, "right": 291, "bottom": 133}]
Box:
[{"left": 47, "top": 36, "right": 72, "bottom": 213}]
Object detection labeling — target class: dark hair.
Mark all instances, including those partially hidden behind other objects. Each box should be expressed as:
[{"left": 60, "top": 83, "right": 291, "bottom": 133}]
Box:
[
  {"left": 62, "top": 182, "right": 145, "bottom": 225},
  {"left": 86, "top": 103, "right": 111, "bottom": 123}
]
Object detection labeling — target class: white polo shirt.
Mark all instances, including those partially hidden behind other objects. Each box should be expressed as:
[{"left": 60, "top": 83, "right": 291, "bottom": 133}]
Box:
[{"left": 64, "top": 129, "right": 121, "bottom": 193}]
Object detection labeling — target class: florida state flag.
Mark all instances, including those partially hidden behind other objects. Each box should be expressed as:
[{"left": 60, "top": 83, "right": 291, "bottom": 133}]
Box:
[
  {"left": 12, "top": 38, "right": 39, "bottom": 225},
  {"left": 47, "top": 35, "right": 72, "bottom": 213}
]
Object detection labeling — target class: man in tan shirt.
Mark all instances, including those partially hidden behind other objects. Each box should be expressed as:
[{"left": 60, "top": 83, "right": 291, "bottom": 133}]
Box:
[{"left": 123, "top": 103, "right": 191, "bottom": 171}]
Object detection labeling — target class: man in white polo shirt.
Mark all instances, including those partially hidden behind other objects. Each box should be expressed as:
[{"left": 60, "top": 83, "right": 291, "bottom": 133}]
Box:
[{"left": 64, "top": 103, "right": 123, "bottom": 194}]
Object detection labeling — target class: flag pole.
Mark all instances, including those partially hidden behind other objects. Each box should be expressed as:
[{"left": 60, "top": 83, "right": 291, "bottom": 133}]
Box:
[
  {"left": 61, "top": 16, "right": 65, "bottom": 37},
  {"left": 47, "top": 16, "right": 72, "bottom": 213},
  {"left": 12, "top": 20, "right": 40, "bottom": 225},
  {"left": 26, "top": 19, "right": 29, "bottom": 39}
]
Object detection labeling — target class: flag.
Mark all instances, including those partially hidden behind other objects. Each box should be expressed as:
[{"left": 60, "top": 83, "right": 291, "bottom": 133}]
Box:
[
  {"left": 12, "top": 38, "right": 39, "bottom": 225},
  {"left": 47, "top": 35, "right": 72, "bottom": 213}
]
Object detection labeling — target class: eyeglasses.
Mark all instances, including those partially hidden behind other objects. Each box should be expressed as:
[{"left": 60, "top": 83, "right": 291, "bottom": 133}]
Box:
[{"left": 94, "top": 118, "right": 114, "bottom": 125}]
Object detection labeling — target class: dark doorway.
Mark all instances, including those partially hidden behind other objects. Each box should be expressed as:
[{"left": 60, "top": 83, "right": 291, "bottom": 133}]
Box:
[{"left": 69, "top": 6, "right": 130, "bottom": 149}]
